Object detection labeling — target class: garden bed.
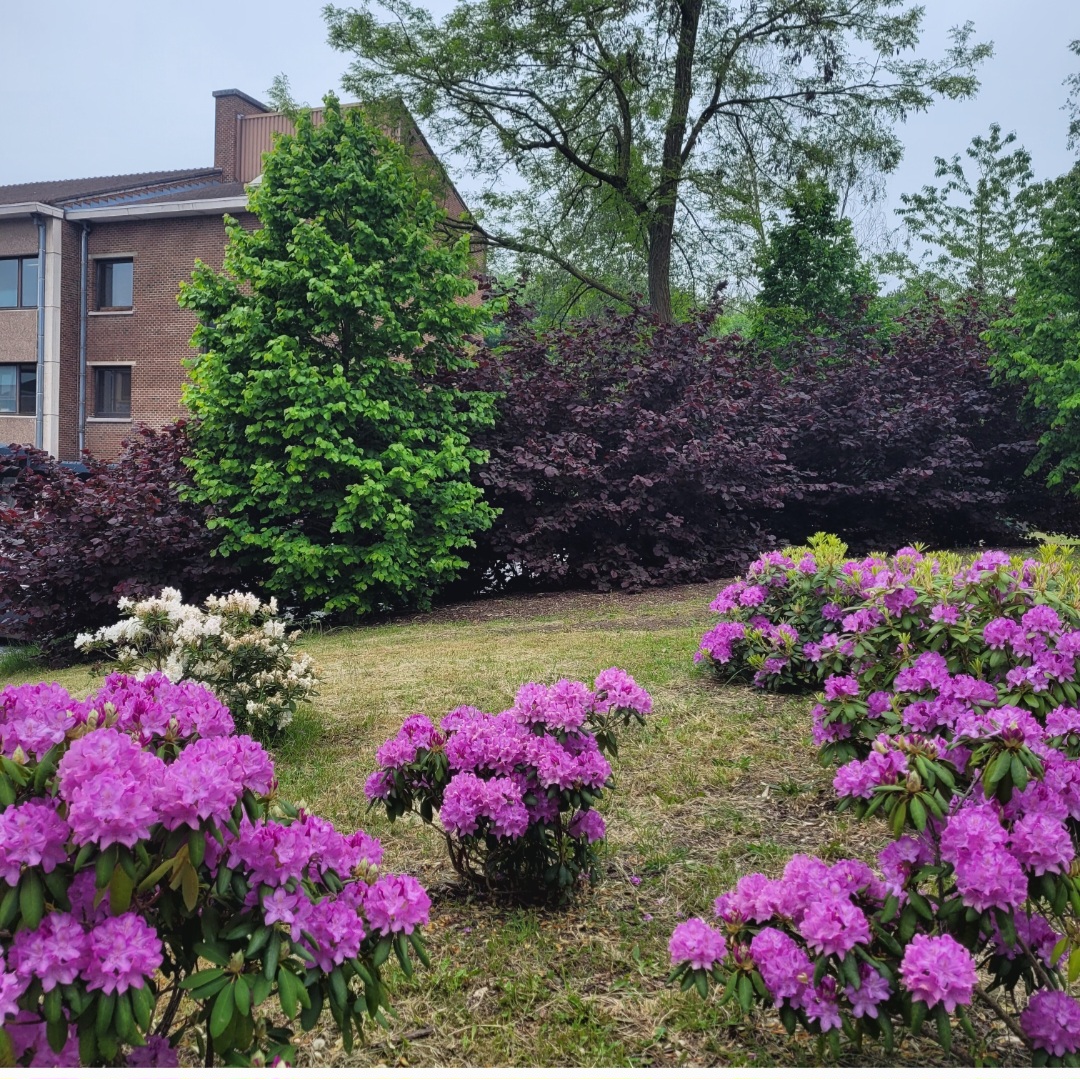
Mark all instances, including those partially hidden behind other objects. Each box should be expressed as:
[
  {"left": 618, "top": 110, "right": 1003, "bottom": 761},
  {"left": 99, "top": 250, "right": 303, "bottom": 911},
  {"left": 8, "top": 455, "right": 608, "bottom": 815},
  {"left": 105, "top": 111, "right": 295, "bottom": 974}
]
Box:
[{"left": 6, "top": 581, "right": 1026, "bottom": 1066}]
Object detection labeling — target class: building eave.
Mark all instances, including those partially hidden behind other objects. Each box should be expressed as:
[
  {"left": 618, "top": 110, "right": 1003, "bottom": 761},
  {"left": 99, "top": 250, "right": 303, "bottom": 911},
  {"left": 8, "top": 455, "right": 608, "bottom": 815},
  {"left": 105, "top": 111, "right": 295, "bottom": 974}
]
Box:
[
  {"left": 0, "top": 202, "right": 65, "bottom": 219},
  {"left": 64, "top": 196, "right": 249, "bottom": 222}
]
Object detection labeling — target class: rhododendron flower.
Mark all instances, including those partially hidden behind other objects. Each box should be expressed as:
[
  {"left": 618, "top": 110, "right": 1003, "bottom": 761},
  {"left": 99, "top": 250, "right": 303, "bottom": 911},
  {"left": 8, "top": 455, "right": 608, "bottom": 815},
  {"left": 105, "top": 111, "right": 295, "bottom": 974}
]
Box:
[
  {"left": 669, "top": 918, "right": 727, "bottom": 969},
  {"left": 127, "top": 1036, "right": 180, "bottom": 1069},
  {"left": 10, "top": 912, "right": 87, "bottom": 991},
  {"left": 0, "top": 681, "right": 78, "bottom": 758},
  {"left": 567, "top": 808, "right": 606, "bottom": 842},
  {"left": 803, "top": 975, "right": 843, "bottom": 1031},
  {"left": 84, "top": 913, "right": 163, "bottom": 995},
  {"left": 931, "top": 604, "right": 959, "bottom": 624},
  {"left": 593, "top": 668, "right": 652, "bottom": 713},
  {"left": 0, "top": 962, "right": 25, "bottom": 1022},
  {"left": 58, "top": 727, "right": 166, "bottom": 848},
  {"left": 1021, "top": 991, "right": 1080, "bottom": 1057},
  {"left": 824, "top": 674, "right": 859, "bottom": 700},
  {"left": 899, "top": 933, "right": 976, "bottom": 1012},
  {"left": 1009, "top": 812, "right": 1075, "bottom": 876},
  {"left": 797, "top": 896, "right": 871, "bottom": 959},
  {"left": 749, "top": 928, "right": 813, "bottom": 1005},
  {"left": 0, "top": 799, "right": 70, "bottom": 885},
  {"left": 846, "top": 965, "right": 891, "bottom": 1018},
  {"left": 363, "top": 874, "right": 431, "bottom": 936}
]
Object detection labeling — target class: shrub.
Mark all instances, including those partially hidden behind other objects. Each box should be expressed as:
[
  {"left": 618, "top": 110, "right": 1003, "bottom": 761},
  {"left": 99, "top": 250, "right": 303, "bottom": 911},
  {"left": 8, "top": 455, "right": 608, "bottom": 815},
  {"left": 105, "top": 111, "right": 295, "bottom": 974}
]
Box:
[
  {"left": 179, "top": 96, "right": 495, "bottom": 616},
  {"left": 459, "top": 295, "right": 1079, "bottom": 594},
  {"left": 457, "top": 295, "right": 795, "bottom": 591},
  {"left": 766, "top": 297, "right": 1080, "bottom": 549},
  {"left": 696, "top": 536, "right": 1080, "bottom": 762},
  {"left": 0, "top": 423, "right": 238, "bottom": 659},
  {"left": 75, "top": 589, "right": 317, "bottom": 738},
  {"left": 366, "top": 670, "right": 652, "bottom": 903},
  {"left": 0, "top": 673, "right": 429, "bottom": 1067},
  {"left": 679, "top": 542, "right": 1080, "bottom": 1064}
]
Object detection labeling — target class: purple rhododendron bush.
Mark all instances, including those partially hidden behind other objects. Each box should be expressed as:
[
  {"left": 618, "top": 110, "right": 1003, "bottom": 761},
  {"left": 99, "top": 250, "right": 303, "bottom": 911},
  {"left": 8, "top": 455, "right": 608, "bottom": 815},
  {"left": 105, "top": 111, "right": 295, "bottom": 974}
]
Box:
[
  {"left": 674, "top": 536, "right": 1080, "bottom": 1064},
  {"left": 0, "top": 673, "right": 429, "bottom": 1067},
  {"left": 366, "top": 669, "right": 652, "bottom": 904}
]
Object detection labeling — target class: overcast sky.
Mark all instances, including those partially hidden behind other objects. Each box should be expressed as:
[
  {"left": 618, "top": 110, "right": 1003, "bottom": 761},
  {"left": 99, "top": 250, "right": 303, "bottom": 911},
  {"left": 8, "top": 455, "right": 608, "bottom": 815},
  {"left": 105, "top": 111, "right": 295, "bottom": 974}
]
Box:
[{"left": 1, "top": 0, "right": 1077, "bottom": 240}]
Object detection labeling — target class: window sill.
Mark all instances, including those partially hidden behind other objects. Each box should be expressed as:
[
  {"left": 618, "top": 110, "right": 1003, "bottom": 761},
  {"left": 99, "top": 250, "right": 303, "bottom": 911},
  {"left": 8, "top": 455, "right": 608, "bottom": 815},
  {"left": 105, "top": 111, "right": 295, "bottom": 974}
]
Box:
[
  {"left": 88, "top": 309, "right": 135, "bottom": 317},
  {"left": 0, "top": 413, "right": 35, "bottom": 419},
  {"left": 87, "top": 417, "right": 132, "bottom": 424}
]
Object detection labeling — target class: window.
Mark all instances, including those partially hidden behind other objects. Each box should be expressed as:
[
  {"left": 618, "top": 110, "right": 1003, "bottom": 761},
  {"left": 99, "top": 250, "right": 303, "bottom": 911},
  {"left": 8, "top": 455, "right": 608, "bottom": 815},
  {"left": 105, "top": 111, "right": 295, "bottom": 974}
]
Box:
[
  {"left": 96, "top": 259, "right": 133, "bottom": 309},
  {"left": 0, "top": 363, "right": 36, "bottom": 414},
  {"left": 0, "top": 256, "right": 38, "bottom": 308},
  {"left": 93, "top": 366, "right": 131, "bottom": 418}
]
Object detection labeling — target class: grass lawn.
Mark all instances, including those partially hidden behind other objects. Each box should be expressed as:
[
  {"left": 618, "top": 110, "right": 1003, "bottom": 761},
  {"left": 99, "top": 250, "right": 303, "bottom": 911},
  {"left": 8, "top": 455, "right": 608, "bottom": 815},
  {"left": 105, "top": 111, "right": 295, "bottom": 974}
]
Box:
[{"left": 8, "top": 582, "right": 983, "bottom": 1067}]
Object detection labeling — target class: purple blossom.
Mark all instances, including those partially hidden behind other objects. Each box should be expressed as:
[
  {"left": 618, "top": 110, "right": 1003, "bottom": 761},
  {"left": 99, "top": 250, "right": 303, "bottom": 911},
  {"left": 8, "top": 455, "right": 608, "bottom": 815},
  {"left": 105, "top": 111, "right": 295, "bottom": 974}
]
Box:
[
  {"left": 846, "top": 965, "right": 892, "bottom": 1018},
  {"left": 1021, "top": 991, "right": 1080, "bottom": 1057},
  {"left": 57, "top": 727, "right": 165, "bottom": 848},
  {"left": 803, "top": 975, "right": 843, "bottom": 1031},
  {"left": 363, "top": 874, "right": 431, "bottom": 936},
  {"left": 567, "top": 808, "right": 606, "bottom": 842},
  {"left": 749, "top": 927, "right": 813, "bottom": 1006},
  {"left": 899, "top": 933, "right": 977, "bottom": 1012},
  {"left": 696, "top": 622, "right": 746, "bottom": 664},
  {"left": 1009, "top": 812, "right": 1075, "bottom": 876},
  {"left": 85, "top": 913, "right": 163, "bottom": 995},
  {"left": 0, "top": 799, "right": 70, "bottom": 886},
  {"left": 931, "top": 604, "right": 959, "bottom": 625},
  {"left": 824, "top": 674, "right": 859, "bottom": 701},
  {"left": 797, "top": 896, "right": 871, "bottom": 959},
  {"left": 669, "top": 918, "right": 727, "bottom": 969},
  {"left": 9, "top": 913, "right": 87, "bottom": 991},
  {"left": 126, "top": 1036, "right": 179, "bottom": 1068},
  {"left": 593, "top": 668, "right": 652, "bottom": 714},
  {"left": 0, "top": 681, "right": 78, "bottom": 759}
]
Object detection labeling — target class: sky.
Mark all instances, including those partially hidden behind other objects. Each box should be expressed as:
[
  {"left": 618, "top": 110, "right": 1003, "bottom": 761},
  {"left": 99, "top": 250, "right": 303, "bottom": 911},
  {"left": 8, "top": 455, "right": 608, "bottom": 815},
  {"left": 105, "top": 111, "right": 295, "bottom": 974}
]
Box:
[{"left": 1, "top": 0, "right": 1077, "bottom": 245}]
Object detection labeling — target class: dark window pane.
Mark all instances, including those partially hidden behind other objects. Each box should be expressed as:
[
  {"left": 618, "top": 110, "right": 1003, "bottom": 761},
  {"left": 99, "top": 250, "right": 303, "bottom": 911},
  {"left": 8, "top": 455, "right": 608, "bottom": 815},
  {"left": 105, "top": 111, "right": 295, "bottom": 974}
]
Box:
[
  {"left": 0, "top": 260, "right": 16, "bottom": 308},
  {"left": 94, "top": 367, "right": 131, "bottom": 417},
  {"left": 18, "top": 366, "right": 36, "bottom": 414},
  {"left": 0, "top": 366, "right": 16, "bottom": 412},
  {"left": 98, "top": 259, "right": 133, "bottom": 308},
  {"left": 20, "top": 257, "right": 38, "bottom": 307}
]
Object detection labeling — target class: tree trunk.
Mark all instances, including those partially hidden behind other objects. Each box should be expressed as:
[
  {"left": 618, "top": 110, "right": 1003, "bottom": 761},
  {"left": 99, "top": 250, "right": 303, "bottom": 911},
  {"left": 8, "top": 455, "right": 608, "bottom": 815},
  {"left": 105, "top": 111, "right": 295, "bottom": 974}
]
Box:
[
  {"left": 647, "top": 215, "right": 675, "bottom": 324},
  {"left": 648, "top": 0, "right": 703, "bottom": 324}
]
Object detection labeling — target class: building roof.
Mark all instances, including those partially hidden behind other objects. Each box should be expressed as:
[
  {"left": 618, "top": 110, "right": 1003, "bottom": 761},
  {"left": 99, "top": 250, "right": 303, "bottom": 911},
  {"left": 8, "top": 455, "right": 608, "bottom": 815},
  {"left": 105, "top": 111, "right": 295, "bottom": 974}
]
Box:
[{"left": 0, "top": 169, "right": 222, "bottom": 209}]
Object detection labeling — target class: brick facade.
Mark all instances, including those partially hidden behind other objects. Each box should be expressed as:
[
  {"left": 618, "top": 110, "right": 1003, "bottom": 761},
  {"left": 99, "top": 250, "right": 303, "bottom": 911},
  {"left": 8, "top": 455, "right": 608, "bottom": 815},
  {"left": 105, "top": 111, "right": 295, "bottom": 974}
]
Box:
[{"left": 0, "top": 88, "right": 477, "bottom": 461}]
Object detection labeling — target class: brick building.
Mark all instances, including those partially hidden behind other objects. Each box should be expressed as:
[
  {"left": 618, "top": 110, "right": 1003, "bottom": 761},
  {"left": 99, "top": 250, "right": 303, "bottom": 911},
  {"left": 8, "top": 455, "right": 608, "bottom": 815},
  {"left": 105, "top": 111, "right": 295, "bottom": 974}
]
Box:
[{"left": 0, "top": 89, "right": 473, "bottom": 460}]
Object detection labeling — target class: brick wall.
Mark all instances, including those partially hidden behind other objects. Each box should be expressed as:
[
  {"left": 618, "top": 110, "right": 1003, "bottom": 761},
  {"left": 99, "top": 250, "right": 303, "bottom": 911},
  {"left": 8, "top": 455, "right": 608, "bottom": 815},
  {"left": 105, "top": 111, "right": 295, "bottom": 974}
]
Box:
[
  {"left": 214, "top": 92, "right": 270, "bottom": 183},
  {"left": 82, "top": 214, "right": 238, "bottom": 459},
  {"left": 0, "top": 220, "right": 40, "bottom": 446}
]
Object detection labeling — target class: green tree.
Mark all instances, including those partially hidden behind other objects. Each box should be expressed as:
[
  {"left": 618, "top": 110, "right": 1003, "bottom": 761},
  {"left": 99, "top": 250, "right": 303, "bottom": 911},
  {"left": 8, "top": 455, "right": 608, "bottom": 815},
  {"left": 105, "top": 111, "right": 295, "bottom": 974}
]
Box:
[
  {"left": 986, "top": 164, "right": 1080, "bottom": 491},
  {"left": 754, "top": 178, "right": 876, "bottom": 335},
  {"left": 178, "top": 97, "right": 496, "bottom": 615},
  {"left": 892, "top": 123, "right": 1044, "bottom": 299},
  {"left": 1065, "top": 39, "right": 1080, "bottom": 151},
  {"left": 326, "top": 0, "right": 988, "bottom": 323}
]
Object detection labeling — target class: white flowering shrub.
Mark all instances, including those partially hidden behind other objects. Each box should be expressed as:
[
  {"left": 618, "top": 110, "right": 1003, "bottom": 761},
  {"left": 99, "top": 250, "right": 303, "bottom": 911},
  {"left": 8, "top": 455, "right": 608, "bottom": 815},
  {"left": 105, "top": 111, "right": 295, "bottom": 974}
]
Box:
[{"left": 76, "top": 589, "right": 317, "bottom": 737}]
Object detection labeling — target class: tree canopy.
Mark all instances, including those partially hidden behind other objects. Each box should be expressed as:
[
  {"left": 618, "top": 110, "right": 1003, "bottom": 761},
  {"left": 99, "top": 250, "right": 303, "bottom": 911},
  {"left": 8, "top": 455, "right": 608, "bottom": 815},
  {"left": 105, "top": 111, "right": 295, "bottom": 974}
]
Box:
[
  {"left": 179, "top": 97, "right": 496, "bottom": 615},
  {"left": 326, "top": 0, "right": 989, "bottom": 322},
  {"left": 891, "top": 123, "right": 1045, "bottom": 300}
]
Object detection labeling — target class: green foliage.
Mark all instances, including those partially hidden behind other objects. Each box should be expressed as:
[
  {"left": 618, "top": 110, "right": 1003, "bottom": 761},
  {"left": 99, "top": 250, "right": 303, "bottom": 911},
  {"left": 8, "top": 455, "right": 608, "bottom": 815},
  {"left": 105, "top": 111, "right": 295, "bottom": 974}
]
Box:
[
  {"left": 752, "top": 180, "right": 877, "bottom": 345},
  {"left": 890, "top": 123, "right": 1045, "bottom": 300},
  {"left": 987, "top": 164, "right": 1080, "bottom": 492},
  {"left": 327, "top": 0, "right": 989, "bottom": 319},
  {"left": 179, "top": 96, "right": 496, "bottom": 615}
]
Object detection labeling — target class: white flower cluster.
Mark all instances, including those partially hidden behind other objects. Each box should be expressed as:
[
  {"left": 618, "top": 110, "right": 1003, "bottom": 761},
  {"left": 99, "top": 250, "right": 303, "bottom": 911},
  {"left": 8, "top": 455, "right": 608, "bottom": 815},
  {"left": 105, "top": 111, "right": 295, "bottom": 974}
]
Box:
[{"left": 77, "top": 588, "right": 317, "bottom": 735}]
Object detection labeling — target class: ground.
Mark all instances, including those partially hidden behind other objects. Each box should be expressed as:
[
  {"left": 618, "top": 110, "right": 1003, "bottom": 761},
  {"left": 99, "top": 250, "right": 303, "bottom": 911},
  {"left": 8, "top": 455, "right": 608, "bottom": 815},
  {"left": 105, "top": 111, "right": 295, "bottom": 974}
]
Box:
[{"left": 9, "top": 581, "right": 1025, "bottom": 1067}]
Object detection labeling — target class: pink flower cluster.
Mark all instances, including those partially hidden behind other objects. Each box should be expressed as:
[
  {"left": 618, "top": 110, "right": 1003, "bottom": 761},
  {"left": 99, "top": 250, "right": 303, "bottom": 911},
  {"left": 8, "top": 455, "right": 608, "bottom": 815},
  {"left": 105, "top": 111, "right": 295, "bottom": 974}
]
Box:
[
  {"left": 367, "top": 671, "right": 651, "bottom": 850},
  {"left": 0, "top": 673, "right": 430, "bottom": 1068}
]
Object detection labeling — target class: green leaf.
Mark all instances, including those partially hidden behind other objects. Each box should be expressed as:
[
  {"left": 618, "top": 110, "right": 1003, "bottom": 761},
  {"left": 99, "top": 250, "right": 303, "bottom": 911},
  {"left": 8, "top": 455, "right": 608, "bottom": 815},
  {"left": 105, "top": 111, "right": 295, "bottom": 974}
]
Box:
[
  {"left": 109, "top": 863, "right": 134, "bottom": 916},
  {"left": 19, "top": 870, "right": 44, "bottom": 929},
  {"left": 278, "top": 967, "right": 299, "bottom": 1020},
  {"left": 209, "top": 981, "right": 236, "bottom": 1039},
  {"left": 234, "top": 975, "right": 252, "bottom": 1017},
  {"left": 935, "top": 1005, "right": 953, "bottom": 1055}
]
